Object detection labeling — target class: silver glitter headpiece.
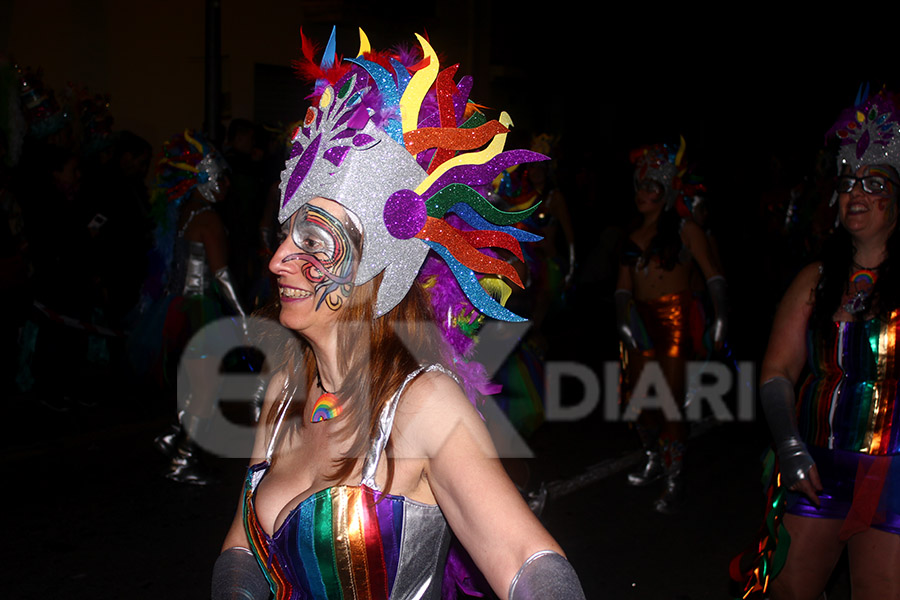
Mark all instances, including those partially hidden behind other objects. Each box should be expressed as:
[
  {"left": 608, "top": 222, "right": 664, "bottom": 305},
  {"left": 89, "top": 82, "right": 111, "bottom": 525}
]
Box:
[
  {"left": 630, "top": 139, "right": 686, "bottom": 208},
  {"left": 279, "top": 28, "right": 546, "bottom": 320},
  {"left": 195, "top": 151, "right": 229, "bottom": 203},
  {"left": 828, "top": 87, "right": 900, "bottom": 176}
]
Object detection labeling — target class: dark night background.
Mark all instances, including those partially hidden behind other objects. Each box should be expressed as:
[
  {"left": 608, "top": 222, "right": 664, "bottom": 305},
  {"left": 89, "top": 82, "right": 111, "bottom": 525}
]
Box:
[{"left": 4, "top": 2, "right": 900, "bottom": 598}]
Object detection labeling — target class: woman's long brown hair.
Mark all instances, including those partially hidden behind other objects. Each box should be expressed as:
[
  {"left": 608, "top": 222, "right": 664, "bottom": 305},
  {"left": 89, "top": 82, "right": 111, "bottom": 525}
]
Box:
[{"left": 264, "top": 272, "right": 448, "bottom": 492}]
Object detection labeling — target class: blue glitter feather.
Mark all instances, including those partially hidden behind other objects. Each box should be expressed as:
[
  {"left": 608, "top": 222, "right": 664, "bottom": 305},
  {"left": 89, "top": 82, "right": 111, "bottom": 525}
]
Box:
[
  {"left": 424, "top": 241, "right": 526, "bottom": 322},
  {"left": 390, "top": 59, "right": 412, "bottom": 96},
  {"left": 346, "top": 57, "right": 403, "bottom": 144}
]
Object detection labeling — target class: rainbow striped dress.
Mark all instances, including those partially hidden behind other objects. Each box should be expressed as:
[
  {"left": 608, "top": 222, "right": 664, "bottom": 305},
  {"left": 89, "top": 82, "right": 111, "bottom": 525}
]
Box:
[
  {"left": 797, "top": 311, "right": 900, "bottom": 455},
  {"left": 242, "top": 365, "right": 452, "bottom": 600},
  {"left": 787, "top": 311, "right": 900, "bottom": 533}
]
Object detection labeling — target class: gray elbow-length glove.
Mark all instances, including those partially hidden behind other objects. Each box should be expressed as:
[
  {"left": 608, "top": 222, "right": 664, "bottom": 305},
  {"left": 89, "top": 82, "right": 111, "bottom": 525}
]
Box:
[
  {"left": 760, "top": 376, "right": 814, "bottom": 489},
  {"left": 215, "top": 267, "right": 250, "bottom": 340},
  {"left": 615, "top": 289, "right": 640, "bottom": 351},
  {"left": 212, "top": 547, "right": 270, "bottom": 600},
  {"left": 706, "top": 275, "right": 728, "bottom": 347},
  {"left": 509, "top": 551, "right": 586, "bottom": 600}
]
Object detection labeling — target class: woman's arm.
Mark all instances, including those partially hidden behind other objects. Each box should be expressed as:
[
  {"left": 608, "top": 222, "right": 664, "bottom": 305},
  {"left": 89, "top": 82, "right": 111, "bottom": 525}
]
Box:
[
  {"left": 681, "top": 220, "right": 719, "bottom": 280},
  {"left": 213, "top": 371, "right": 288, "bottom": 599},
  {"left": 220, "top": 369, "right": 287, "bottom": 551},
  {"left": 682, "top": 220, "right": 728, "bottom": 349},
  {"left": 615, "top": 263, "right": 641, "bottom": 350},
  {"left": 759, "top": 262, "right": 823, "bottom": 503},
  {"left": 397, "top": 373, "right": 584, "bottom": 599},
  {"left": 194, "top": 208, "right": 247, "bottom": 324}
]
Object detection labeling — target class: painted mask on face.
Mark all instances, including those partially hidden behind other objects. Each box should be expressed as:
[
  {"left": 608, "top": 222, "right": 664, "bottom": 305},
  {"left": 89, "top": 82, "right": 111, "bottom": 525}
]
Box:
[{"left": 281, "top": 204, "right": 361, "bottom": 311}]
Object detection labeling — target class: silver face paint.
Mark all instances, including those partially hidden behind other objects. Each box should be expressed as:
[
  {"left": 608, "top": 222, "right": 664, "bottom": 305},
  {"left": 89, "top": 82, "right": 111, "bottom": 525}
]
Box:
[{"left": 196, "top": 152, "right": 229, "bottom": 203}]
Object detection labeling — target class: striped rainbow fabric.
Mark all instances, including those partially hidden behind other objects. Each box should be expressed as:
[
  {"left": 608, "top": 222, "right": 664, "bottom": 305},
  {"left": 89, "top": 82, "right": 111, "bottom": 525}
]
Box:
[
  {"left": 797, "top": 310, "right": 900, "bottom": 455},
  {"left": 243, "top": 461, "right": 405, "bottom": 599}
]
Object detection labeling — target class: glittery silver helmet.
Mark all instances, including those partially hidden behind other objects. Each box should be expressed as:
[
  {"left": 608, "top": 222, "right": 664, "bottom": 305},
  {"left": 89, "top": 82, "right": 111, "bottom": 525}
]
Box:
[
  {"left": 278, "top": 28, "right": 545, "bottom": 320},
  {"left": 195, "top": 150, "right": 229, "bottom": 203},
  {"left": 828, "top": 86, "right": 900, "bottom": 176},
  {"left": 629, "top": 139, "right": 685, "bottom": 208}
]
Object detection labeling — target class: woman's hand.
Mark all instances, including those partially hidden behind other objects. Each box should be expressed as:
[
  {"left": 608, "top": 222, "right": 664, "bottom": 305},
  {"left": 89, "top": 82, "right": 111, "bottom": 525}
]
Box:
[
  {"left": 790, "top": 464, "right": 823, "bottom": 507},
  {"left": 760, "top": 263, "right": 822, "bottom": 502}
]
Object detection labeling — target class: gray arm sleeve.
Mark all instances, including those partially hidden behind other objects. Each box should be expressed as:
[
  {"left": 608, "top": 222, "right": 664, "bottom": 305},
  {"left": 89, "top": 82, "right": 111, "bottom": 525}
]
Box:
[
  {"left": 614, "top": 289, "right": 639, "bottom": 350},
  {"left": 759, "top": 376, "right": 814, "bottom": 488},
  {"left": 707, "top": 275, "right": 728, "bottom": 346},
  {"left": 215, "top": 266, "right": 251, "bottom": 341},
  {"left": 214, "top": 267, "right": 247, "bottom": 318},
  {"left": 212, "top": 547, "right": 271, "bottom": 600},
  {"left": 508, "top": 550, "right": 586, "bottom": 600}
]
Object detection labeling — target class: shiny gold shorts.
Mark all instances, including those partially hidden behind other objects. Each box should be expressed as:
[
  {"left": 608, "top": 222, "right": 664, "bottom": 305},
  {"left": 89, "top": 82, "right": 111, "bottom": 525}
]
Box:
[{"left": 635, "top": 291, "right": 694, "bottom": 358}]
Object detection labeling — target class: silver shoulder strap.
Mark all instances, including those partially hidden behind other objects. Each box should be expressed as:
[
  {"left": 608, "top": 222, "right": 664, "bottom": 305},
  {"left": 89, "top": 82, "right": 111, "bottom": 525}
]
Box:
[{"left": 360, "top": 364, "right": 456, "bottom": 489}]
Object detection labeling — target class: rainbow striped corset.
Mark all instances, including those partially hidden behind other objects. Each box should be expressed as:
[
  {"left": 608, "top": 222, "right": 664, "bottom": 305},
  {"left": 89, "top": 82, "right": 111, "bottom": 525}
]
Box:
[
  {"left": 797, "top": 311, "right": 900, "bottom": 455},
  {"left": 243, "top": 463, "right": 451, "bottom": 600}
]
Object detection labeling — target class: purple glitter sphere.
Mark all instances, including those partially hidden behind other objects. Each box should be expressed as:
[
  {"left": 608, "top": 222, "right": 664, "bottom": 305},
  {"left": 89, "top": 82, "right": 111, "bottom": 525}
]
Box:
[{"left": 383, "top": 189, "right": 427, "bottom": 239}]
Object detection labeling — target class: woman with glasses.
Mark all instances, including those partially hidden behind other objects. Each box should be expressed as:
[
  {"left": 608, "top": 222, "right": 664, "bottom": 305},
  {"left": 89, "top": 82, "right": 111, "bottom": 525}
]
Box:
[{"left": 754, "top": 89, "right": 900, "bottom": 599}]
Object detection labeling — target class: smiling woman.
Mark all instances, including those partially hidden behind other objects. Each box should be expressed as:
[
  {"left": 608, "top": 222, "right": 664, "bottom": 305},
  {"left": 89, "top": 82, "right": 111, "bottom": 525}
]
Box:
[
  {"left": 212, "top": 28, "right": 585, "bottom": 600},
  {"left": 739, "top": 89, "right": 900, "bottom": 600}
]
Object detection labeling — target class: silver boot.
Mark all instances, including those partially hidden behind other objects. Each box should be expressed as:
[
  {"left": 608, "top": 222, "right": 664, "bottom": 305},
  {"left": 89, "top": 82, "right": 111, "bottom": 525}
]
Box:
[
  {"left": 153, "top": 422, "right": 183, "bottom": 457},
  {"left": 654, "top": 468, "right": 685, "bottom": 514},
  {"left": 165, "top": 439, "right": 215, "bottom": 485},
  {"left": 627, "top": 449, "right": 665, "bottom": 486},
  {"left": 164, "top": 414, "right": 215, "bottom": 485}
]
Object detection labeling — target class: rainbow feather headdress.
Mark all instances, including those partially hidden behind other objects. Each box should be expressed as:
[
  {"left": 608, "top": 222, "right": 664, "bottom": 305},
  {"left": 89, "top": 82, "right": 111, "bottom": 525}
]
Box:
[
  {"left": 279, "top": 28, "right": 545, "bottom": 321},
  {"left": 155, "top": 129, "right": 229, "bottom": 206}
]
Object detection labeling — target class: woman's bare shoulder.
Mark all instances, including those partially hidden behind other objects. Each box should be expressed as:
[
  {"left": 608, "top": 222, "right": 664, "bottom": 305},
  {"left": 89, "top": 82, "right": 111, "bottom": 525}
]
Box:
[
  {"left": 403, "top": 369, "right": 474, "bottom": 413},
  {"left": 392, "top": 369, "right": 493, "bottom": 458},
  {"left": 785, "top": 262, "right": 822, "bottom": 304}
]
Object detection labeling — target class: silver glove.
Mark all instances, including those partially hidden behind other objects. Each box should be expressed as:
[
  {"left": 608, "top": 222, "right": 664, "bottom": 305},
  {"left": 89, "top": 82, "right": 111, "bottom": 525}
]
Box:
[
  {"left": 211, "top": 546, "right": 270, "bottom": 600},
  {"left": 509, "top": 550, "right": 586, "bottom": 600},
  {"left": 615, "top": 289, "right": 640, "bottom": 351},
  {"left": 707, "top": 275, "right": 728, "bottom": 346},
  {"left": 760, "top": 376, "right": 814, "bottom": 489},
  {"left": 215, "top": 266, "right": 249, "bottom": 340}
]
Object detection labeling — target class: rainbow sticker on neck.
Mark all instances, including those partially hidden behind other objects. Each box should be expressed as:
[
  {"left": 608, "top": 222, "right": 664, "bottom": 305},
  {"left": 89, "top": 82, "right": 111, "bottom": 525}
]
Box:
[
  {"left": 851, "top": 269, "right": 877, "bottom": 285},
  {"left": 310, "top": 393, "right": 342, "bottom": 422}
]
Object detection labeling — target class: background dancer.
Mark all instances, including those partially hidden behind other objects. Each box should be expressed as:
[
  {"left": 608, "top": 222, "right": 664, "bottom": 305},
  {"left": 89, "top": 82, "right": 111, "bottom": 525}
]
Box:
[
  {"left": 615, "top": 140, "right": 727, "bottom": 513},
  {"left": 131, "top": 130, "right": 248, "bottom": 484}
]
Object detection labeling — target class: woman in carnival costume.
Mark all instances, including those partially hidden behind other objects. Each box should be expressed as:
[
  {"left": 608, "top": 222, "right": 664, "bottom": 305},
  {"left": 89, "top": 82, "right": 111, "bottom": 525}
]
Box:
[
  {"left": 213, "top": 29, "right": 585, "bottom": 600},
  {"left": 739, "top": 88, "right": 900, "bottom": 599},
  {"left": 133, "top": 129, "right": 247, "bottom": 484},
  {"left": 615, "top": 140, "right": 727, "bottom": 514}
]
